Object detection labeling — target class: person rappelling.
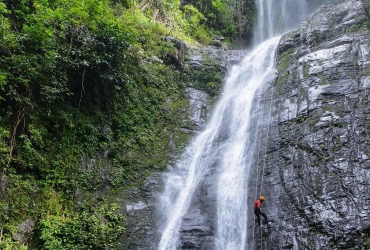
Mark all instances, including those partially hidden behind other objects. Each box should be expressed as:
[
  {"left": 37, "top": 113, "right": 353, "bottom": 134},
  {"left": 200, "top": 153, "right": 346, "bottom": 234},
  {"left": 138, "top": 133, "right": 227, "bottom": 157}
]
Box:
[{"left": 254, "top": 196, "right": 271, "bottom": 228}]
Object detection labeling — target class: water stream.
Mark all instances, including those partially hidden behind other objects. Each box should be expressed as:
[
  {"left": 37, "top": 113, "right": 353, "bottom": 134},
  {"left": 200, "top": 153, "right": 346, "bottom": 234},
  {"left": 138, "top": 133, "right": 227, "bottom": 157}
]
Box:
[
  {"left": 214, "top": 37, "right": 279, "bottom": 250},
  {"left": 158, "top": 37, "right": 279, "bottom": 250}
]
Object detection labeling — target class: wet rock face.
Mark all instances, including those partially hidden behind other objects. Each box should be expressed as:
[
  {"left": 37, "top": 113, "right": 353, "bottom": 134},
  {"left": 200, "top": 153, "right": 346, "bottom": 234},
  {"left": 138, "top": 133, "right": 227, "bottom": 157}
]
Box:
[
  {"left": 250, "top": 1, "right": 370, "bottom": 249},
  {"left": 178, "top": 168, "right": 218, "bottom": 250},
  {"left": 120, "top": 174, "right": 160, "bottom": 250}
]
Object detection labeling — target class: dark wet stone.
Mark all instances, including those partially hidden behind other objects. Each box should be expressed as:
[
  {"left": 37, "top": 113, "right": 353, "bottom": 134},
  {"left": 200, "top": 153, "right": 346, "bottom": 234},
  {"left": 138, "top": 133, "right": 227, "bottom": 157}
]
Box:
[{"left": 247, "top": 1, "right": 370, "bottom": 249}]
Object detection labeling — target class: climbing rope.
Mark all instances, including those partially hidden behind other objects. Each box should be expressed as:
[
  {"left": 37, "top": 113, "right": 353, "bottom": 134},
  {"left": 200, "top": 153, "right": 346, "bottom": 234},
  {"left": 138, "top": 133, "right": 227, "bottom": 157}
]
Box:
[
  {"left": 259, "top": 75, "right": 275, "bottom": 197},
  {"left": 258, "top": 86, "right": 275, "bottom": 250},
  {"left": 251, "top": 0, "right": 287, "bottom": 249},
  {"left": 251, "top": 81, "right": 269, "bottom": 250}
]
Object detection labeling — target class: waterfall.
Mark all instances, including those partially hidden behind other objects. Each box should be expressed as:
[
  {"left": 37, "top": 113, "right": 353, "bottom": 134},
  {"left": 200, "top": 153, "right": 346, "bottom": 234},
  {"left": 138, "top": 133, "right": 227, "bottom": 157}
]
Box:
[
  {"left": 253, "top": 0, "right": 344, "bottom": 45},
  {"left": 254, "top": 0, "right": 308, "bottom": 44},
  {"left": 158, "top": 37, "right": 280, "bottom": 249},
  {"left": 214, "top": 38, "right": 279, "bottom": 250},
  {"left": 157, "top": 0, "right": 344, "bottom": 249}
]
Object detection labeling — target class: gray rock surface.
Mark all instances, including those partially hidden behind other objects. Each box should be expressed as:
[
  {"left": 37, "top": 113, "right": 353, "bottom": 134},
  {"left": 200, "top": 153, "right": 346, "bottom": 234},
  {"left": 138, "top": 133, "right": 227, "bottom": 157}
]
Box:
[
  {"left": 247, "top": 1, "right": 370, "bottom": 249},
  {"left": 187, "top": 46, "right": 247, "bottom": 73},
  {"left": 12, "top": 218, "right": 35, "bottom": 244},
  {"left": 120, "top": 174, "right": 159, "bottom": 250},
  {"left": 185, "top": 87, "right": 209, "bottom": 130},
  {"left": 177, "top": 167, "right": 218, "bottom": 249}
]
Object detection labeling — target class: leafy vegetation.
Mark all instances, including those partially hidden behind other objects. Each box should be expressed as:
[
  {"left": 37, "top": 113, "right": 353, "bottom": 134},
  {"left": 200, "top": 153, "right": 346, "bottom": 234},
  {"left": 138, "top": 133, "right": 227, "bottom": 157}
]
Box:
[
  {"left": 184, "top": 54, "right": 224, "bottom": 99},
  {"left": 183, "top": 0, "right": 255, "bottom": 45},
  {"left": 0, "top": 0, "right": 255, "bottom": 248}
]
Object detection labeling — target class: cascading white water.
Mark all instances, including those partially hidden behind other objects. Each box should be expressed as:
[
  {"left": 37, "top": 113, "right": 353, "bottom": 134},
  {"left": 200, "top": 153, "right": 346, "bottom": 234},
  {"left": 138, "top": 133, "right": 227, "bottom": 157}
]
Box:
[
  {"left": 254, "top": 0, "right": 309, "bottom": 45},
  {"left": 157, "top": 0, "right": 345, "bottom": 249},
  {"left": 158, "top": 37, "right": 280, "bottom": 250},
  {"left": 214, "top": 37, "right": 279, "bottom": 250}
]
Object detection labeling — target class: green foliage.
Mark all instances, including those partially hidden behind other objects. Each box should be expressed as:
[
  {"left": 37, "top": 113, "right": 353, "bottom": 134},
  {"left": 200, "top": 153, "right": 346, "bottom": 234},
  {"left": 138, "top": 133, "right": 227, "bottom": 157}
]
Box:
[
  {"left": 36, "top": 189, "right": 124, "bottom": 250},
  {"left": 182, "top": 5, "right": 210, "bottom": 43},
  {"left": 0, "top": 173, "right": 38, "bottom": 250},
  {"left": 182, "top": 0, "right": 255, "bottom": 44},
  {"left": 106, "top": 62, "right": 184, "bottom": 187},
  {"left": 0, "top": 0, "right": 236, "bottom": 248},
  {"left": 184, "top": 55, "right": 223, "bottom": 98},
  {"left": 0, "top": 126, "right": 10, "bottom": 156}
]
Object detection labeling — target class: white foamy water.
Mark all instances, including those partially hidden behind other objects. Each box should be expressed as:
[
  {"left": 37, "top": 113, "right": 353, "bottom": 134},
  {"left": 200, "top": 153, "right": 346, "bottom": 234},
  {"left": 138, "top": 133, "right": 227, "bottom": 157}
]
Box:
[
  {"left": 158, "top": 37, "right": 280, "bottom": 250},
  {"left": 214, "top": 37, "right": 279, "bottom": 250}
]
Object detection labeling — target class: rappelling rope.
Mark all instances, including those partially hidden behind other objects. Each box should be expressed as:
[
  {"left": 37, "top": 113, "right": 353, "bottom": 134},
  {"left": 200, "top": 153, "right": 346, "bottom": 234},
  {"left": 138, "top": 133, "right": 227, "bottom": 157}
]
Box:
[
  {"left": 251, "top": 0, "right": 287, "bottom": 249},
  {"left": 251, "top": 81, "right": 269, "bottom": 250},
  {"left": 259, "top": 77, "right": 275, "bottom": 198},
  {"left": 259, "top": 0, "right": 287, "bottom": 195},
  {"left": 257, "top": 84, "right": 276, "bottom": 250}
]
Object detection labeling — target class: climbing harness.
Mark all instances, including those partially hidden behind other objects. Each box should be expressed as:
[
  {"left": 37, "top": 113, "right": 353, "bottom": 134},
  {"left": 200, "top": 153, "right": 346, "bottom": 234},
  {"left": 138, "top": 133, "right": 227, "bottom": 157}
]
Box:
[{"left": 251, "top": 0, "right": 287, "bottom": 249}]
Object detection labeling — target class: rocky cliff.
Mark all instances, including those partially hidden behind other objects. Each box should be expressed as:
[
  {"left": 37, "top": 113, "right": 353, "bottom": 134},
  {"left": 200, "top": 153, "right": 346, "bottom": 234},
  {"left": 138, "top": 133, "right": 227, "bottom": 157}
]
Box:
[
  {"left": 125, "top": 1, "right": 370, "bottom": 249},
  {"left": 249, "top": 0, "right": 370, "bottom": 249}
]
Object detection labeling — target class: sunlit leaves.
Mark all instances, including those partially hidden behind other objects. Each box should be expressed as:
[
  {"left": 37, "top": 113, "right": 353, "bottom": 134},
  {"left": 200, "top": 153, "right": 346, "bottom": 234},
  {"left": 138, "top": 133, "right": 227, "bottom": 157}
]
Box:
[
  {"left": 37, "top": 191, "right": 125, "bottom": 250},
  {"left": 0, "top": 0, "right": 225, "bottom": 248}
]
